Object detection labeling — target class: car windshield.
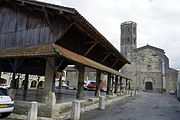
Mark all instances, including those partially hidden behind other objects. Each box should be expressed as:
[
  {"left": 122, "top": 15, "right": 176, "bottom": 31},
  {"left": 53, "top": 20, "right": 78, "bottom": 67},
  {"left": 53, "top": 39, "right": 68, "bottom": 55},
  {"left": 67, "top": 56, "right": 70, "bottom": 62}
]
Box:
[
  {"left": 89, "top": 82, "right": 96, "bottom": 85},
  {"left": 0, "top": 88, "right": 8, "bottom": 96}
]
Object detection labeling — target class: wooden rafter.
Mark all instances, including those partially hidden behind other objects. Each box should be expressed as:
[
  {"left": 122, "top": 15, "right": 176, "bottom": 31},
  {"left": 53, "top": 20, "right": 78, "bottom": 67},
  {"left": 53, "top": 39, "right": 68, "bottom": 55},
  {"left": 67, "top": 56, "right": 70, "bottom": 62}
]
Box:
[
  {"left": 59, "top": 22, "right": 75, "bottom": 38},
  {"left": 43, "top": 8, "right": 55, "bottom": 32},
  {"left": 111, "top": 60, "right": 119, "bottom": 68},
  {"left": 101, "top": 53, "right": 111, "bottom": 62},
  {"left": 84, "top": 41, "right": 96, "bottom": 45},
  {"left": 84, "top": 41, "right": 98, "bottom": 56}
]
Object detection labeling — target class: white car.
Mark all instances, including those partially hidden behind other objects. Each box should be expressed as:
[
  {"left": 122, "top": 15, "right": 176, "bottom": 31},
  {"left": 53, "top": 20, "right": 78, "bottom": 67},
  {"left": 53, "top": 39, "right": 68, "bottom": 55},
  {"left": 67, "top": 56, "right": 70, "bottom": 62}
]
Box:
[
  {"left": 0, "top": 84, "right": 10, "bottom": 89},
  {"left": 169, "top": 90, "right": 175, "bottom": 95},
  {"left": 0, "top": 87, "right": 14, "bottom": 118}
]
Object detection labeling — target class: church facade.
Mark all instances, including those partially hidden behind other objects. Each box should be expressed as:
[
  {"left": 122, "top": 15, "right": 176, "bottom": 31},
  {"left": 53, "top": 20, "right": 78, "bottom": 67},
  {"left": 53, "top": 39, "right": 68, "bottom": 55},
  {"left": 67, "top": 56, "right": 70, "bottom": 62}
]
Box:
[{"left": 121, "top": 21, "right": 178, "bottom": 93}]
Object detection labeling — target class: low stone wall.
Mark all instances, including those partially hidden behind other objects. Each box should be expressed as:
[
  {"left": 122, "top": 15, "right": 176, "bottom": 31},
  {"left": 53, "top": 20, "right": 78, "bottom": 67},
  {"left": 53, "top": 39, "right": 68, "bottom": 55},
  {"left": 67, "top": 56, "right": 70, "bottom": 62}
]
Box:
[
  {"left": 13, "top": 92, "right": 133, "bottom": 119},
  {"left": 14, "top": 101, "right": 53, "bottom": 117}
]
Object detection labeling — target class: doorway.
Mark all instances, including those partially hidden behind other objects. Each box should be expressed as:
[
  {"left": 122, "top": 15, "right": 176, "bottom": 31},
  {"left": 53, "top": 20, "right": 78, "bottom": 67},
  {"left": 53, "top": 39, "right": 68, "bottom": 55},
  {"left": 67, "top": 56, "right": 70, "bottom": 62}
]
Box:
[{"left": 145, "top": 82, "right": 153, "bottom": 90}]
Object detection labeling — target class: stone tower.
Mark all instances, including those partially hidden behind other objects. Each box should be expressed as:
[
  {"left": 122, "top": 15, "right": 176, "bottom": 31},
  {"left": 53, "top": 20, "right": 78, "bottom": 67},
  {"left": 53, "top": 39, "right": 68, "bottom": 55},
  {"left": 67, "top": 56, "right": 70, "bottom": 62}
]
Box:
[{"left": 120, "top": 21, "right": 137, "bottom": 61}]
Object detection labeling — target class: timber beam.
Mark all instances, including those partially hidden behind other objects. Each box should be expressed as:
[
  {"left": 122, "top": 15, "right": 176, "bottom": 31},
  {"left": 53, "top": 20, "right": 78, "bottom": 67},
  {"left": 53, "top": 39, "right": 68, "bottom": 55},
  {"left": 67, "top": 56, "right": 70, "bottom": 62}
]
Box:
[
  {"left": 84, "top": 41, "right": 99, "bottom": 56},
  {"left": 59, "top": 22, "right": 75, "bottom": 39},
  {"left": 101, "top": 53, "right": 111, "bottom": 63},
  {"left": 111, "top": 60, "right": 119, "bottom": 68}
]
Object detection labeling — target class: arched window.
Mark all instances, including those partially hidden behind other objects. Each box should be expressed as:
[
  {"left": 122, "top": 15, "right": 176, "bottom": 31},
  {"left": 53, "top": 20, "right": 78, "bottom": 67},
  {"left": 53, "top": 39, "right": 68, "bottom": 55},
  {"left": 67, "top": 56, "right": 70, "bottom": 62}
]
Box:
[
  {"left": 127, "top": 37, "right": 130, "bottom": 43},
  {"left": 31, "top": 80, "right": 37, "bottom": 88},
  {"left": 37, "top": 81, "right": 44, "bottom": 88},
  {"left": 127, "top": 27, "right": 130, "bottom": 32},
  {"left": 22, "top": 80, "right": 25, "bottom": 86},
  {"left": 0, "top": 78, "right": 7, "bottom": 85}
]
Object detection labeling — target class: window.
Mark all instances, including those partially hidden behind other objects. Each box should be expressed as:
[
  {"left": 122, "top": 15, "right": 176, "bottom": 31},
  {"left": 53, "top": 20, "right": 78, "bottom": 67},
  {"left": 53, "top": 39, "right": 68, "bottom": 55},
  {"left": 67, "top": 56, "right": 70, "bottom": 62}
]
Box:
[
  {"left": 0, "top": 88, "right": 8, "bottom": 96},
  {"left": 133, "top": 27, "right": 136, "bottom": 34},
  {"left": 127, "top": 37, "right": 130, "bottom": 43},
  {"left": 31, "top": 80, "right": 37, "bottom": 87}
]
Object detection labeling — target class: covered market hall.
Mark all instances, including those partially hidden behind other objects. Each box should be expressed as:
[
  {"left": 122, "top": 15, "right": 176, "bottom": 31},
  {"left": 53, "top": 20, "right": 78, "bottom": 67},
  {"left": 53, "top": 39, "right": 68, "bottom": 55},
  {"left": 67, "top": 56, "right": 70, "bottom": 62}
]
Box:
[{"left": 0, "top": 0, "right": 132, "bottom": 117}]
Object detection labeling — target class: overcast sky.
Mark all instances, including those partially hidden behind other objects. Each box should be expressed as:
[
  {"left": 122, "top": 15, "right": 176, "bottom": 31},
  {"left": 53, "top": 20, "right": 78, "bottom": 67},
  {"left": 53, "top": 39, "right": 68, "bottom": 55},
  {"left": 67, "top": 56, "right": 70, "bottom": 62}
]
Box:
[{"left": 40, "top": 0, "right": 180, "bottom": 70}]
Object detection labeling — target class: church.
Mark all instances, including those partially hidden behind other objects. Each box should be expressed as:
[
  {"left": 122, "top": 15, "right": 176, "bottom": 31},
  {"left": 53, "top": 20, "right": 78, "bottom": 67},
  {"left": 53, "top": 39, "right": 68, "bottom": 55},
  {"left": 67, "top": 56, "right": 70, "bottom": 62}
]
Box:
[{"left": 121, "top": 21, "right": 178, "bottom": 93}]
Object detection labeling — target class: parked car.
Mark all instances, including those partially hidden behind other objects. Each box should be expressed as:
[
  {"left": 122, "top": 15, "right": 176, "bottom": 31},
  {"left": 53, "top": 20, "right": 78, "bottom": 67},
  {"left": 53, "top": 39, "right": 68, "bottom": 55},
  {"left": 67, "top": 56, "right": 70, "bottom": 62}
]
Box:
[
  {"left": 0, "top": 87, "right": 14, "bottom": 118},
  {"left": 169, "top": 90, "right": 175, "bottom": 95},
  {"left": 0, "top": 84, "right": 10, "bottom": 89},
  {"left": 86, "top": 80, "right": 103, "bottom": 91}
]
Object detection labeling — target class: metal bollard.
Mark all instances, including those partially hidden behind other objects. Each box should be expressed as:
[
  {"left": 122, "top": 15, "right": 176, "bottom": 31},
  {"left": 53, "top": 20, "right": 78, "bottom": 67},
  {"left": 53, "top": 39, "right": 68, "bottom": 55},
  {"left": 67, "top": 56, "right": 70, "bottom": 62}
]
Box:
[
  {"left": 27, "top": 101, "right": 38, "bottom": 120},
  {"left": 71, "top": 100, "right": 80, "bottom": 120},
  {"left": 99, "top": 96, "right": 105, "bottom": 110}
]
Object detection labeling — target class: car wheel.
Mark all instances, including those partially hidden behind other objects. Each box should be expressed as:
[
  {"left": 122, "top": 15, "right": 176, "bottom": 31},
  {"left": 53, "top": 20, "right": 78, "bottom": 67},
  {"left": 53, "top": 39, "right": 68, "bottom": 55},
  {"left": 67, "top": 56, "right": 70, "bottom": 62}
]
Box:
[{"left": 0, "top": 112, "right": 11, "bottom": 118}]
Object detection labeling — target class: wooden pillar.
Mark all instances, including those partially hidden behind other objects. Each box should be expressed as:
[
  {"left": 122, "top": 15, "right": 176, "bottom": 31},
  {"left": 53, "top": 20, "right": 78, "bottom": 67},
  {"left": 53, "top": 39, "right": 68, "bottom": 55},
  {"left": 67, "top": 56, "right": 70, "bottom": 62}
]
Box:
[
  {"left": 114, "top": 76, "right": 118, "bottom": 94},
  {"left": 9, "top": 58, "right": 24, "bottom": 99},
  {"left": 111, "top": 75, "right": 114, "bottom": 93},
  {"left": 9, "top": 71, "right": 16, "bottom": 99},
  {"left": 58, "top": 72, "right": 62, "bottom": 89},
  {"left": 125, "top": 79, "right": 128, "bottom": 94},
  {"left": 106, "top": 73, "right": 111, "bottom": 95},
  {"left": 95, "top": 70, "right": 101, "bottom": 97},
  {"left": 43, "top": 56, "right": 56, "bottom": 105},
  {"left": 76, "top": 65, "right": 85, "bottom": 99},
  {"left": 16, "top": 74, "right": 20, "bottom": 89},
  {"left": 10, "top": 71, "right": 16, "bottom": 89},
  {"left": 119, "top": 77, "right": 122, "bottom": 94},
  {"left": 129, "top": 81, "right": 131, "bottom": 90},
  {"left": 0, "top": 70, "right": 1, "bottom": 81},
  {"left": 23, "top": 73, "right": 29, "bottom": 100}
]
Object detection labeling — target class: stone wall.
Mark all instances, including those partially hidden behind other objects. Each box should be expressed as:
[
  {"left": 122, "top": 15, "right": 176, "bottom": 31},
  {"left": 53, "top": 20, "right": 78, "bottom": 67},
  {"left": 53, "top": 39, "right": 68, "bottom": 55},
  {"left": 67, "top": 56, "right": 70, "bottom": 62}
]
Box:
[
  {"left": 122, "top": 46, "right": 172, "bottom": 93},
  {"left": 167, "top": 68, "right": 178, "bottom": 92}
]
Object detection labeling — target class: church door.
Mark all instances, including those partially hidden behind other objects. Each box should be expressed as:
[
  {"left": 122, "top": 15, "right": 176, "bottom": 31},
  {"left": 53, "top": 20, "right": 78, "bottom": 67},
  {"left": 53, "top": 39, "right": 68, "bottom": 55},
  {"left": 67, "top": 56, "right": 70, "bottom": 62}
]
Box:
[{"left": 145, "top": 82, "right": 153, "bottom": 90}]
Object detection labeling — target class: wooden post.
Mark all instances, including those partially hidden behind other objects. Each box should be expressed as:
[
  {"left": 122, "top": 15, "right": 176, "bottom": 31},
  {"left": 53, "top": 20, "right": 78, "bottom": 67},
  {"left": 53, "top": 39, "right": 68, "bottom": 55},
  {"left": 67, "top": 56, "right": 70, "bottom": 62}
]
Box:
[
  {"left": 9, "top": 71, "right": 16, "bottom": 99},
  {"left": 76, "top": 65, "right": 85, "bottom": 99},
  {"left": 9, "top": 58, "right": 24, "bottom": 99},
  {"left": 106, "top": 73, "right": 111, "bottom": 95},
  {"left": 120, "top": 77, "right": 122, "bottom": 94},
  {"left": 23, "top": 73, "right": 29, "bottom": 100},
  {"left": 16, "top": 74, "right": 20, "bottom": 89},
  {"left": 58, "top": 73, "right": 62, "bottom": 89},
  {"left": 95, "top": 70, "right": 101, "bottom": 97},
  {"left": 10, "top": 71, "right": 16, "bottom": 89},
  {"left": 125, "top": 79, "right": 128, "bottom": 94},
  {"left": 111, "top": 75, "right": 114, "bottom": 93},
  {"left": 114, "top": 76, "right": 118, "bottom": 94},
  {"left": 43, "top": 56, "right": 56, "bottom": 105},
  {"left": 129, "top": 81, "right": 131, "bottom": 90},
  {"left": 0, "top": 70, "right": 1, "bottom": 82}
]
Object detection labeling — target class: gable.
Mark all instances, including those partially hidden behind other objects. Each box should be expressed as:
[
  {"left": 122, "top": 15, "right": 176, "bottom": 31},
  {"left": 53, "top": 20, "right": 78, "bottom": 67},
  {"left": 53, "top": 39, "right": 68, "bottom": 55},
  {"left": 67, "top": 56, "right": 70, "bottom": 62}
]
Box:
[{"left": 0, "top": 5, "right": 71, "bottom": 48}]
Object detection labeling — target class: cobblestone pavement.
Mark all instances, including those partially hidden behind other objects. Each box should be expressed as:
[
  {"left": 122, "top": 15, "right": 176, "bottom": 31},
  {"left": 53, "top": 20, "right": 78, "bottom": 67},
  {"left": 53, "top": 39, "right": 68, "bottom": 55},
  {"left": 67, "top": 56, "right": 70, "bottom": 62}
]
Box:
[{"left": 81, "top": 91, "right": 180, "bottom": 120}]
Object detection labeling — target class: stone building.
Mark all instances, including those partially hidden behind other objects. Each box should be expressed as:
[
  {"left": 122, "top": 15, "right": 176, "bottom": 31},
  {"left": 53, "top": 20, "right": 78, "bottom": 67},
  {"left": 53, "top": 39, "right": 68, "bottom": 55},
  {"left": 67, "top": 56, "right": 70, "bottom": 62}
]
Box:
[
  {"left": 0, "top": 72, "right": 45, "bottom": 89},
  {"left": 65, "top": 66, "right": 108, "bottom": 91},
  {"left": 121, "top": 21, "right": 178, "bottom": 93},
  {"left": 177, "top": 72, "right": 180, "bottom": 99}
]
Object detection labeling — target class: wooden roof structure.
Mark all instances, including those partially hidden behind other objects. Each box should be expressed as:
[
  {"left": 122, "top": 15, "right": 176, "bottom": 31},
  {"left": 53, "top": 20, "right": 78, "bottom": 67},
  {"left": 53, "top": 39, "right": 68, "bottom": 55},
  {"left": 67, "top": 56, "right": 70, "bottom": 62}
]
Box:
[{"left": 0, "top": 0, "right": 131, "bottom": 79}]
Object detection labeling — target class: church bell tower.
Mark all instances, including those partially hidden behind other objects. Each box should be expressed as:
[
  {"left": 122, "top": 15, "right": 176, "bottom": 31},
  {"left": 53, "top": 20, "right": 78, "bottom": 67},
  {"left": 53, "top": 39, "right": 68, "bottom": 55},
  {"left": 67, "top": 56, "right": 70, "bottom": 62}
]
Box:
[{"left": 120, "top": 21, "right": 137, "bottom": 61}]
